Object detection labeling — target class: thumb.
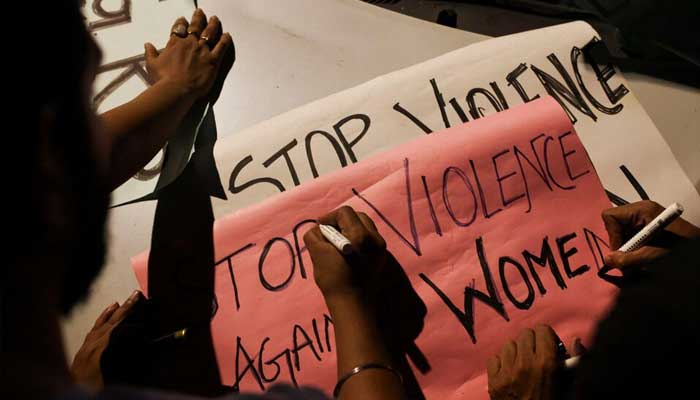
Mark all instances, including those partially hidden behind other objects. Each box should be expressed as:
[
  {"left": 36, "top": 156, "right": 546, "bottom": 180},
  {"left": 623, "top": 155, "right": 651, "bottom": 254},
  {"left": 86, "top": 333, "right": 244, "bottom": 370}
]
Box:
[
  {"left": 144, "top": 42, "right": 159, "bottom": 62},
  {"left": 571, "top": 337, "right": 587, "bottom": 356}
]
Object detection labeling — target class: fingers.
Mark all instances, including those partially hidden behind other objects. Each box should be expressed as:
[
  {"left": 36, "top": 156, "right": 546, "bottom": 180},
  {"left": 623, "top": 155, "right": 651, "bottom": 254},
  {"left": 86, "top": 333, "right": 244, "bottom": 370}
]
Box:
[
  {"left": 319, "top": 206, "right": 366, "bottom": 241},
  {"left": 499, "top": 340, "right": 517, "bottom": 368},
  {"left": 144, "top": 42, "right": 159, "bottom": 63},
  {"left": 93, "top": 302, "right": 119, "bottom": 329},
  {"left": 601, "top": 201, "right": 664, "bottom": 250},
  {"left": 211, "top": 33, "right": 233, "bottom": 62},
  {"left": 106, "top": 290, "right": 141, "bottom": 327},
  {"left": 357, "top": 212, "right": 387, "bottom": 250},
  {"left": 188, "top": 8, "right": 207, "bottom": 38},
  {"left": 604, "top": 246, "right": 668, "bottom": 270},
  {"left": 303, "top": 225, "right": 336, "bottom": 256},
  {"left": 516, "top": 328, "right": 536, "bottom": 364},
  {"left": 601, "top": 207, "right": 625, "bottom": 251},
  {"left": 487, "top": 356, "right": 501, "bottom": 378},
  {"left": 200, "top": 16, "right": 222, "bottom": 49},
  {"left": 168, "top": 17, "right": 189, "bottom": 46},
  {"left": 533, "top": 324, "right": 558, "bottom": 366}
]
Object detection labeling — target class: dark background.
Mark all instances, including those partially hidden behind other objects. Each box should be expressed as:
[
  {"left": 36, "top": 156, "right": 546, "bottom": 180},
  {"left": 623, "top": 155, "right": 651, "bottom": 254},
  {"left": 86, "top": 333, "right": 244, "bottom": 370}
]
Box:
[{"left": 362, "top": 0, "right": 700, "bottom": 87}]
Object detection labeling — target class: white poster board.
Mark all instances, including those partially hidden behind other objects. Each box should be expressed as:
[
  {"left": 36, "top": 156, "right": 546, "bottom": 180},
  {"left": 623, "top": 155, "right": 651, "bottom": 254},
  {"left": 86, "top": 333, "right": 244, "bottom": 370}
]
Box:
[
  {"left": 209, "top": 21, "right": 700, "bottom": 225},
  {"left": 85, "top": 0, "right": 196, "bottom": 204}
]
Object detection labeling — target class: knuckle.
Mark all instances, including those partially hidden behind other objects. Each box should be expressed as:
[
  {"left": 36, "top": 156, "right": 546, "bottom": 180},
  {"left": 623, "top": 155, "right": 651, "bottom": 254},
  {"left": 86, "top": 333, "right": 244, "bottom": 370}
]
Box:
[
  {"left": 303, "top": 229, "right": 315, "bottom": 244},
  {"left": 639, "top": 200, "right": 661, "bottom": 213},
  {"left": 338, "top": 205, "right": 354, "bottom": 215}
]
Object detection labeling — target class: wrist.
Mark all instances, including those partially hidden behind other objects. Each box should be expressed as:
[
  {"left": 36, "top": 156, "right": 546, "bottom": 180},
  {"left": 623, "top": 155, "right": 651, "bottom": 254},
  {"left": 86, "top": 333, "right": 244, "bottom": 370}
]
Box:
[
  {"left": 154, "top": 77, "right": 199, "bottom": 106},
  {"left": 323, "top": 289, "right": 365, "bottom": 314}
]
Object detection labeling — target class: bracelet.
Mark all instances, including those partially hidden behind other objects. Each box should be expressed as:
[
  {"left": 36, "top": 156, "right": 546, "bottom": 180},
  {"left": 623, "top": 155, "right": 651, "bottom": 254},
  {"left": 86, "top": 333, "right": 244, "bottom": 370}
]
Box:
[{"left": 333, "top": 362, "right": 403, "bottom": 398}]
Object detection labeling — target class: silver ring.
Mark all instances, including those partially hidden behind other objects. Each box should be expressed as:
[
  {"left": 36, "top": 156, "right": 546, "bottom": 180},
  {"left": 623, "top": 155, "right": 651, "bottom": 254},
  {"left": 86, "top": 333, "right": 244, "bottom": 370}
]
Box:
[{"left": 171, "top": 23, "right": 187, "bottom": 38}]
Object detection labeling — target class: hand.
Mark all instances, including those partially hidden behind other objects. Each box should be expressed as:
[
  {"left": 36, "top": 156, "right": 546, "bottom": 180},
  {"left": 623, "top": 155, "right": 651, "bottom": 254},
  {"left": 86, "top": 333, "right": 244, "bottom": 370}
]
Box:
[
  {"left": 303, "top": 206, "right": 387, "bottom": 301},
  {"left": 144, "top": 8, "right": 234, "bottom": 101},
  {"left": 70, "top": 291, "right": 141, "bottom": 392},
  {"left": 601, "top": 200, "right": 700, "bottom": 270},
  {"left": 487, "top": 325, "right": 559, "bottom": 400}
]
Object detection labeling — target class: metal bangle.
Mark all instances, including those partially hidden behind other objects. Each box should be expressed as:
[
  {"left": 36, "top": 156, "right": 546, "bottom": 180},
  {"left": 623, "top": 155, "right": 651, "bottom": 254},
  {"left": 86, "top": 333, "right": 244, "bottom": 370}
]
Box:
[{"left": 333, "top": 362, "right": 403, "bottom": 398}]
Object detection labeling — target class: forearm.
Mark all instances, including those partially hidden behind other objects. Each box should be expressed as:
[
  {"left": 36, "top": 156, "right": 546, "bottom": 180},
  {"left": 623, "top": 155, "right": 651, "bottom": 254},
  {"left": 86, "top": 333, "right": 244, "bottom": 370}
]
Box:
[
  {"left": 326, "top": 292, "right": 404, "bottom": 400},
  {"left": 100, "top": 79, "right": 195, "bottom": 190}
]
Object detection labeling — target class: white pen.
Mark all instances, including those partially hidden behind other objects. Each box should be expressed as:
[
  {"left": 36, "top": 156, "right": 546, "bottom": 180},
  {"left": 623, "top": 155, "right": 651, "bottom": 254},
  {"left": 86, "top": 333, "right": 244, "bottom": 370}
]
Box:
[
  {"left": 617, "top": 202, "right": 684, "bottom": 252},
  {"left": 319, "top": 224, "right": 353, "bottom": 255}
]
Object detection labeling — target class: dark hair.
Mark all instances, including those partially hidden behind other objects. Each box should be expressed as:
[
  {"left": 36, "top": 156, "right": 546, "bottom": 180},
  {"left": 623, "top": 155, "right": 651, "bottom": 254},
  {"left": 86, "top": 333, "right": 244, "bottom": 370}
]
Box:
[{"left": 12, "top": 0, "right": 109, "bottom": 314}]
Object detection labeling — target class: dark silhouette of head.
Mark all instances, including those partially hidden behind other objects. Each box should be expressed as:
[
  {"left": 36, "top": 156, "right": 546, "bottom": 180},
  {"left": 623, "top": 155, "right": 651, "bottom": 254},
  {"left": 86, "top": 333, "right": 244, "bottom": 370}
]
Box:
[{"left": 14, "top": 0, "right": 110, "bottom": 315}]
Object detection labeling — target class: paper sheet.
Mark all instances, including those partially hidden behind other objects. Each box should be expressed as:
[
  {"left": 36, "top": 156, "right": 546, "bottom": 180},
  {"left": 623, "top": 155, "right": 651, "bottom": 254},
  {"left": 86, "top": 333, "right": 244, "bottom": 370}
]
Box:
[{"left": 133, "top": 97, "right": 617, "bottom": 398}]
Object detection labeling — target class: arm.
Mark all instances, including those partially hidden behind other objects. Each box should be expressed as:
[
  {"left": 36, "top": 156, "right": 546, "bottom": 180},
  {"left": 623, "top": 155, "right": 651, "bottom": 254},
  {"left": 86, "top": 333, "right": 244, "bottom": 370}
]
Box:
[
  {"left": 101, "top": 9, "right": 233, "bottom": 191},
  {"left": 100, "top": 79, "right": 194, "bottom": 190},
  {"left": 325, "top": 293, "right": 403, "bottom": 400},
  {"left": 304, "top": 206, "right": 405, "bottom": 400}
]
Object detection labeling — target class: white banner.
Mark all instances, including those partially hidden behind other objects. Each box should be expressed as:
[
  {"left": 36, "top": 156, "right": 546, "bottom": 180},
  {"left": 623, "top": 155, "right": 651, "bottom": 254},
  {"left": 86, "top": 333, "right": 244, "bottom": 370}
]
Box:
[{"left": 210, "top": 21, "right": 700, "bottom": 225}]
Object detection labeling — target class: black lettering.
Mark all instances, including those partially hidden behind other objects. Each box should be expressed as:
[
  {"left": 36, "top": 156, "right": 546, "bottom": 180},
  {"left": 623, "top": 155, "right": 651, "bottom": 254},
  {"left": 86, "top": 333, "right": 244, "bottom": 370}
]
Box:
[
  {"left": 263, "top": 140, "right": 301, "bottom": 187},
  {"left": 499, "top": 256, "right": 535, "bottom": 310},
  {"left": 353, "top": 158, "right": 422, "bottom": 256},
  {"left": 304, "top": 130, "right": 348, "bottom": 178},
  {"left": 523, "top": 237, "right": 567, "bottom": 294},
  {"left": 558, "top": 131, "right": 590, "bottom": 181},
  {"left": 393, "top": 103, "right": 433, "bottom": 134},
  {"left": 442, "top": 167, "right": 478, "bottom": 227},
  {"left": 490, "top": 82, "right": 510, "bottom": 110},
  {"left": 216, "top": 243, "right": 256, "bottom": 310},
  {"left": 259, "top": 337, "right": 281, "bottom": 383},
  {"left": 258, "top": 237, "right": 296, "bottom": 291},
  {"left": 431, "top": 78, "right": 451, "bottom": 128},
  {"left": 449, "top": 98, "right": 469, "bottom": 123},
  {"left": 291, "top": 324, "right": 322, "bottom": 371},
  {"left": 470, "top": 159, "right": 503, "bottom": 218},
  {"left": 324, "top": 314, "right": 334, "bottom": 352},
  {"left": 233, "top": 337, "right": 264, "bottom": 391},
  {"left": 292, "top": 219, "right": 317, "bottom": 279},
  {"left": 583, "top": 227, "right": 610, "bottom": 271},
  {"left": 556, "top": 233, "right": 590, "bottom": 278},
  {"left": 530, "top": 54, "right": 597, "bottom": 123},
  {"left": 466, "top": 87, "right": 507, "bottom": 119},
  {"left": 506, "top": 63, "right": 541, "bottom": 103},
  {"left": 229, "top": 155, "right": 285, "bottom": 194},
  {"left": 582, "top": 38, "right": 629, "bottom": 105},
  {"left": 571, "top": 46, "right": 624, "bottom": 115},
  {"left": 420, "top": 237, "right": 509, "bottom": 344},
  {"left": 421, "top": 175, "right": 443, "bottom": 236},
  {"left": 492, "top": 149, "right": 526, "bottom": 207},
  {"left": 544, "top": 136, "right": 575, "bottom": 191},
  {"left": 619, "top": 165, "right": 650, "bottom": 200},
  {"left": 333, "top": 114, "right": 371, "bottom": 162}
]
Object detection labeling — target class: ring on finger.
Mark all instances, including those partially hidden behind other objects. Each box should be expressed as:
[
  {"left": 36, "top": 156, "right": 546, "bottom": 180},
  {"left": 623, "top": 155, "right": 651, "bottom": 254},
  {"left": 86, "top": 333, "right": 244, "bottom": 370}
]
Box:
[{"left": 171, "top": 23, "right": 188, "bottom": 38}]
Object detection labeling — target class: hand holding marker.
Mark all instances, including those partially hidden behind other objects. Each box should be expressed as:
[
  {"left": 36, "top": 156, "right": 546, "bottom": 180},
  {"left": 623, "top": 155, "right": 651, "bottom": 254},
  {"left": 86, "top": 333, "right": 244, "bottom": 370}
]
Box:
[{"left": 565, "top": 202, "right": 684, "bottom": 369}]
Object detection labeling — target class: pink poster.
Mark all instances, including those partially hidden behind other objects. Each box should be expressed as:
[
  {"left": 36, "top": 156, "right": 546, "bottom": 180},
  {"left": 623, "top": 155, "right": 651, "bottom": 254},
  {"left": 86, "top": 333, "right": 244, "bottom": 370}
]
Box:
[{"left": 133, "top": 96, "right": 616, "bottom": 398}]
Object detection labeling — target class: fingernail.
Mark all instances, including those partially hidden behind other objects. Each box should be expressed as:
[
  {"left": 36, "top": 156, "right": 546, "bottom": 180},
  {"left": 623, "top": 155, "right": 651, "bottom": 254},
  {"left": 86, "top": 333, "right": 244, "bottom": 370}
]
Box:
[
  {"left": 109, "top": 302, "right": 119, "bottom": 310},
  {"left": 128, "top": 290, "right": 140, "bottom": 303}
]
